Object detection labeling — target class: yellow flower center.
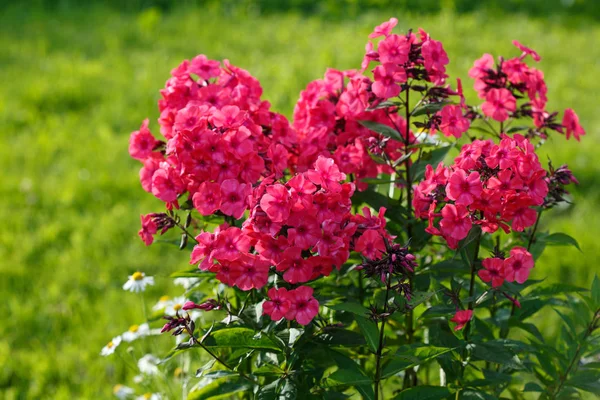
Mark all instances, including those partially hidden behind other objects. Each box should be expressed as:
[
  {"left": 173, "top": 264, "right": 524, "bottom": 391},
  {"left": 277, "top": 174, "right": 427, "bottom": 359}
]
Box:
[
  {"left": 174, "top": 367, "right": 183, "bottom": 378},
  {"left": 113, "top": 384, "right": 123, "bottom": 394},
  {"left": 159, "top": 295, "right": 170, "bottom": 302},
  {"left": 129, "top": 325, "right": 139, "bottom": 333},
  {"left": 173, "top": 303, "right": 182, "bottom": 311},
  {"left": 132, "top": 272, "right": 144, "bottom": 281},
  {"left": 107, "top": 341, "right": 114, "bottom": 348},
  {"left": 143, "top": 393, "right": 152, "bottom": 399}
]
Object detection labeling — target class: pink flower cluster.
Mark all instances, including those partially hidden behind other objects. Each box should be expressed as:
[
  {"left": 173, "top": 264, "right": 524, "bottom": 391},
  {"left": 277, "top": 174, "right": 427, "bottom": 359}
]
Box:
[
  {"left": 363, "top": 20, "right": 450, "bottom": 97},
  {"left": 188, "top": 156, "right": 389, "bottom": 325},
  {"left": 129, "top": 56, "right": 296, "bottom": 214},
  {"left": 479, "top": 246, "right": 534, "bottom": 287},
  {"left": 469, "top": 42, "right": 585, "bottom": 140},
  {"left": 413, "top": 134, "right": 548, "bottom": 248},
  {"left": 292, "top": 69, "right": 411, "bottom": 190}
]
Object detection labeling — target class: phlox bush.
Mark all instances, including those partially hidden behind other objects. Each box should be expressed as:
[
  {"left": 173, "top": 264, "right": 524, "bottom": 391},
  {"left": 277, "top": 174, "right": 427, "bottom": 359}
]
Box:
[{"left": 106, "top": 17, "right": 599, "bottom": 400}]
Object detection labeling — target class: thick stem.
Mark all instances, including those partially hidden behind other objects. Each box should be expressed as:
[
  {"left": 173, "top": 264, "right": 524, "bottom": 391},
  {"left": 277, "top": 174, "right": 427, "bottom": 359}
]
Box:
[{"left": 374, "top": 276, "right": 392, "bottom": 400}]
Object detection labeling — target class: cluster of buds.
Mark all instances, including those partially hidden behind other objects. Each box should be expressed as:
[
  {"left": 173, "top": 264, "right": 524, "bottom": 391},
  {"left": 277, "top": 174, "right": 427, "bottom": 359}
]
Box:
[
  {"left": 160, "top": 299, "right": 221, "bottom": 336},
  {"left": 544, "top": 161, "right": 579, "bottom": 209},
  {"left": 361, "top": 242, "right": 417, "bottom": 299}
]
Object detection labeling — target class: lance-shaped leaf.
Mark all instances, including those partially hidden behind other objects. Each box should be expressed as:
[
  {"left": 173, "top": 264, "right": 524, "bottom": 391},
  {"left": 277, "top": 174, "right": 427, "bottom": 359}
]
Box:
[
  {"left": 202, "top": 328, "right": 282, "bottom": 352},
  {"left": 359, "top": 120, "right": 403, "bottom": 141},
  {"left": 382, "top": 344, "right": 454, "bottom": 378},
  {"left": 393, "top": 386, "right": 452, "bottom": 399}
]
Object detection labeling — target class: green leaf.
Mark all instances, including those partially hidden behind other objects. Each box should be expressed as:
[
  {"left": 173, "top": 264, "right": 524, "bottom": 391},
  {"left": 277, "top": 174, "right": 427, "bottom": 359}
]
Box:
[
  {"left": 411, "top": 101, "right": 450, "bottom": 117},
  {"left": 523, "top": 382, "right": 544, "bottom": 392},
  {"left": 169, "top": 268, "right": 203, "bottom": 278},
  {"left": 327, "top": 349, "right": 375, "bottom": 400},
  {"left": 460, "top": 389, "right": 497, "bottom": 400},
  {"left": 566, "top": 370, "right": 600, "bottom": 394},
  {"left": 412, "top": 145, "right": 453, "bottom": 181},
  {"left": 203, "top": 328, "right": 281, "bottom": 352},
  {"left": 407, "top": 291, "right": 439, "bottom": 309},
  {"left": 470, "top": 341, "right": 524, "bottom": 370},
  {"left": 326, "top": 302, "right": 369, "bottom": 317},
  {"left": 187, "top": 378, "right": 250, "bottom": 400},
  {"left": 313, "top": 328, "right": 366, "bottom": 347},
  {"left": 541, "top": 232, "right": 582, "bottom": 252},
  {"left": 366, "top": 100, "right": 400, "bottom": 111},
  {"left": 506, "top": 125, "right": 529, "bottom": 133},
  {"left": 359, "top": 120, "right": 403, "bottom": 141},
  {"left": 592, "top": 275, "right": 600, "bottom": 308},
  {"left": 393, "top": 386, "right": 452, "bottom": 400},
  {"left": 356, "top": 316, "right": 379, "bottom": 353},
  {"left": 382, "top": 344, "right": 454, "bottom": 379},
  {"left": 322, "top": 368, "right": 373, "bottom": 386}
]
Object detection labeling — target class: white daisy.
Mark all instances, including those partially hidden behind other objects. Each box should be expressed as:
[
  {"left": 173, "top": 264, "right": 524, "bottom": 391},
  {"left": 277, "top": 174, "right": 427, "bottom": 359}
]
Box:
[
  {"left": 100, "top": 336, "right": 122, "bottom": 356},
  {"left": 123, "top": 271, "right": 154, "bottom": 293},
  {"left": 122, "top": 323, "right": 151, "bottom": 342},
  {"left": 164, "top": 296, "right": 188, "bottom": 316},
  {"left": 138, "top": 354, "right": 160, "bottom": 376},
  {"left": 136, "top": 394, "right": 162, "bottom": 400},
  {"left": 113, "top": 384, "right": 135, "bottom": 399},
  {"left": 174, "top": 277, "right": 200, "bottom": 290},
  {"left": 152, "top": 295, "right": 171, "bottom": 311}
]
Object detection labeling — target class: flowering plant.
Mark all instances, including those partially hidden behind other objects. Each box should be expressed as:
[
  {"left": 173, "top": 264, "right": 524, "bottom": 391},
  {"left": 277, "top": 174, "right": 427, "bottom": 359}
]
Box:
[{"left": 107, "top": 18, "right": 600, "bottom": 400}]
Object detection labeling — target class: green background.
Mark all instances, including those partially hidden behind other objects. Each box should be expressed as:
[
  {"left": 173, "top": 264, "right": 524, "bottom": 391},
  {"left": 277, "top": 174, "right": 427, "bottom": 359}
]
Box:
[{"left": 1, "top": 1, "right": 598, "bottom": 398}]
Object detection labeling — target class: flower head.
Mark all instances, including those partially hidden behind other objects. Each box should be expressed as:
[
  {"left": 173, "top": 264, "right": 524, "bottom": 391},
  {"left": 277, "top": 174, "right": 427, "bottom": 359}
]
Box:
[
  {"left": 123, "top": 272, "right": 154, "bottom": 293},
  {"left": 100, "top": 336, "right": 122, "bottom": 356},
  {"left": 450, "top": 310, "right": 473, "bottom": 331}
]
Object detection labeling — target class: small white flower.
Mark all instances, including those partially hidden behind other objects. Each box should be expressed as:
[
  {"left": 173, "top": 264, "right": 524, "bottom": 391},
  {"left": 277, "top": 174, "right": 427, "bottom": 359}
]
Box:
[
  {"left": 100, "top": 336, "right": 122, "bottom": 356},
  {"left": 152, "top": 295, "right": 171, "bottom": 311},
  {"left": 138, "top": 354, "right": 160, "bottom": 376},
  {"left": 123, "top": 271, "right": 154, "bottom": 293},
  {"left": 174, "top": 277, "right": 200, "bottom": 290},
  {"left": 122, "top": 323, "right": 151, "bottom": 342},
  {"left": 136, "top": 393, "right": 162, "bottom": 400},
  {"left": 164, "top": 296, "right": 188, "bottom": 316},
  {"left": 113, "top": 384, "right": 135, "bottom": 399}
]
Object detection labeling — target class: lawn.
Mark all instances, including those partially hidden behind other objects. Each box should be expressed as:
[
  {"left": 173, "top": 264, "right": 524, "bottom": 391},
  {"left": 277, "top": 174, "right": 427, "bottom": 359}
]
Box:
[{"left": 0, "top": 3, "right": 598, "bottom": 398}]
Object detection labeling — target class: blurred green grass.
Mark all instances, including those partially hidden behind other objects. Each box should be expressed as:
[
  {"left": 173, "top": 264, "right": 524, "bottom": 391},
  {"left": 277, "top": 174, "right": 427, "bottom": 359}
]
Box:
[{"left": 0, "top": 3, "right": 598, "bottom": 399}]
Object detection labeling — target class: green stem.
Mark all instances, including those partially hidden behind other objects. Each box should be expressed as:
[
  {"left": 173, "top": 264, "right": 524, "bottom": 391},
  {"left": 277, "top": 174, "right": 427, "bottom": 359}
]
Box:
[
  {"left": 374, "top": 276, "right": 392, "bottom": 400},
  {"left": 185, "top": 324, "right": 259, "bottom": 386}
]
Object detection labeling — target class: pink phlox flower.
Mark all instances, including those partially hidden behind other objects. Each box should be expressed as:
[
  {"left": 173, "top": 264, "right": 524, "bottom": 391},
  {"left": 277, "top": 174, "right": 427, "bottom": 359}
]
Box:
[
  {"left": 285, "top": 286, "right": 319, "bottom": 325},
  {"left": 129, "top": 119, "right": 159, "bottom": 161},
  {"left": 446, "top": 169, "right": 483, "bottom": 206},
  {"left": 439, "top": 204, "right": 472, "bottom": 241},
  {"left": 193, "top": 181, "right": 222, "bottom": 216},
  {"left": 450, "top": 310, "right": 473, "bottom": 331},
  {"left": 220, "top": 179, "right": 251, "bottom": 219},
  {"left": 482, "top": 88, "right": 516, "bottom": 122},
  {"left": 562, "top": 109, "right": 585, "bottom": 141},
  {"left": 263, "top": 287, "right": 291, "bottom": 321},
  {"left": 306, "top": 156, "right": 346, "bottom": 193},
  {"left": 513, "top": 40, "right": 541, "bottom": 62},
  {"left": 369, "top": 17, "right": 398, "bottom": 39},
  {"left": 439, "top": 105, "right": 470, "bottom": 138},
  {"left": 479, "top": 257, "right": 506, "bottom": 288},
  {"left": 138, "top": 214, "right": 157, "bottom": 246},
  {"left": 355, "top": 229, "right": 386, "bottom": 260},
  {"left": 504, "top": 246, "right": 534, "bottom": 284}
]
